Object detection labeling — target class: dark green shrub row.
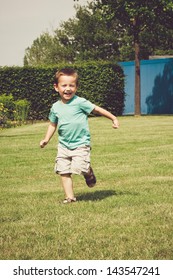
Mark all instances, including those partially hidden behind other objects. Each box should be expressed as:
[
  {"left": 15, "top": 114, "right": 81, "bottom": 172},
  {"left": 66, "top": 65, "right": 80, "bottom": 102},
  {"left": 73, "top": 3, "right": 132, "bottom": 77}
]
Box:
[{"left": 0, "top": 62, "right": 125, "bottom": 120}]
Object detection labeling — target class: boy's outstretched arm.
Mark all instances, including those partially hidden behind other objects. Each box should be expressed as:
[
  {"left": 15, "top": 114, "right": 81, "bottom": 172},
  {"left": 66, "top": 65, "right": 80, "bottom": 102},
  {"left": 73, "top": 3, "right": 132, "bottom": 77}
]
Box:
[
  {"left": 92, "top": 105, "right": 119, "bottom": 129},
  {"left": 40, "top": 122, "right": 57, "bottom": 148}
]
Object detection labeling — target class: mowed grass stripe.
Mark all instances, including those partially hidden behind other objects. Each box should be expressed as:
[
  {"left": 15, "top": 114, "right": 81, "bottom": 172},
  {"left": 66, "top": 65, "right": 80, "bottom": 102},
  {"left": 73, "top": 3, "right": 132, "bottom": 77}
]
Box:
[{"left": 0, "top": 116, "right": 173, "bottom": 259}]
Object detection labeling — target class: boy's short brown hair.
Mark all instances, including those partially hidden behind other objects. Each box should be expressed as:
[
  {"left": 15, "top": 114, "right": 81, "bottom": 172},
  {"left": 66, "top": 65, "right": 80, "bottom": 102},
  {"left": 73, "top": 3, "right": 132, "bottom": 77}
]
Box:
[{"left": 54, "top": 68, "right": 79, "bottom": 86}]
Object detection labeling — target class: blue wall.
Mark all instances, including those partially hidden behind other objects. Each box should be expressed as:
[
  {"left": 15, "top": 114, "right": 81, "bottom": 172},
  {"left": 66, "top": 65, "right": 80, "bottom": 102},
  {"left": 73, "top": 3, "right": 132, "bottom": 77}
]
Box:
[{"left": 119, "top": 58, "right": 173, "bottom": 115}]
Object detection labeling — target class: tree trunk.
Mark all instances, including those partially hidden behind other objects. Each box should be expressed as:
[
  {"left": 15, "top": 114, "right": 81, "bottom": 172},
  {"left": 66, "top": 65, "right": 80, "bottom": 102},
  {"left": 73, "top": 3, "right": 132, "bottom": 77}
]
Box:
[{"left": 133, "top": 19, "right": 141, "bottom": 116}]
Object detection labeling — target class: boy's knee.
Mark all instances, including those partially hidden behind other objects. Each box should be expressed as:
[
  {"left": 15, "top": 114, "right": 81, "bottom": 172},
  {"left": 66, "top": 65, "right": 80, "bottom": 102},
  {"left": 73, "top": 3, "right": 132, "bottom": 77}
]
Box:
[{"left": 60, "top": 173, "right": 71, "bottom": 178}]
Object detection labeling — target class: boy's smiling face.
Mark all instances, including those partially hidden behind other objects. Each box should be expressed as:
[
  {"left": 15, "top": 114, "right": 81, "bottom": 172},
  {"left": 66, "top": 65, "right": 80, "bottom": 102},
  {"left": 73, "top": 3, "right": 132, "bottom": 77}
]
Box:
[{"left": 54, "top": 75, "right": 77, "bottom": 103}]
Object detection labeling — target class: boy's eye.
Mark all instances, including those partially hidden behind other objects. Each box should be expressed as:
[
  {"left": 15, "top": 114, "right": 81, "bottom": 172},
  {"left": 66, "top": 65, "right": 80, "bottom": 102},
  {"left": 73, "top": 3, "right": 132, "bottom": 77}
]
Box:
[{"left": 61, "top": 84, "right": 75, "bottom": 87}]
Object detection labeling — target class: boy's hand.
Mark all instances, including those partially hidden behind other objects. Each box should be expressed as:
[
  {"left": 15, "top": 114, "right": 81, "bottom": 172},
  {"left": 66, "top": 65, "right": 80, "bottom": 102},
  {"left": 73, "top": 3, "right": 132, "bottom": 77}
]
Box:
[
  {"left": 112, "top": 119, "right": 119, "bottom": 129},
  {"left": 40, "top": 140, "right": 48, "bottom": 148}
]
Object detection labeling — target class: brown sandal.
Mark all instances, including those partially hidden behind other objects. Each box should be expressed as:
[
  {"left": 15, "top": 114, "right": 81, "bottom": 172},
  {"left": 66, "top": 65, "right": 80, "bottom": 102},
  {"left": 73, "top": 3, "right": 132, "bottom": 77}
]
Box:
[
  {"left": 63, "top": 197, "right": 77, "bottom": 204},
  {"left": 84, "top": 166, "right": 96, "bottom": 188}
]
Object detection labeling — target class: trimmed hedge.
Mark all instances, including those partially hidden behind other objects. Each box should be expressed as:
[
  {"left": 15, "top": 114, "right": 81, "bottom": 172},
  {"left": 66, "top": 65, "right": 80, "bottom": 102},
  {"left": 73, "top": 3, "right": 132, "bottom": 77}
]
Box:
[{"left": 0, "top": 62, "right": 125, "bottom": 120}]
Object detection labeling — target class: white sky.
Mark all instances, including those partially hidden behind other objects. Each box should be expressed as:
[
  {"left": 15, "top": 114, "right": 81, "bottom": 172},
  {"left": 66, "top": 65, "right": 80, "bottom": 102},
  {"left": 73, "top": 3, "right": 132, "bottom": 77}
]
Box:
[{"left": 0, "top": 0, "right": 90, "bottom": 66}]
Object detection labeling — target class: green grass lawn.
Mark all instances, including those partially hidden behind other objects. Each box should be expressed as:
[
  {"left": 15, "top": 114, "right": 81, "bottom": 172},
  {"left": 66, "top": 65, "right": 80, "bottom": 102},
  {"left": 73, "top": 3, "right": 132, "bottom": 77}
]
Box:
[{"left": 0, "top": 116, "right": 173, "bottom": 260}]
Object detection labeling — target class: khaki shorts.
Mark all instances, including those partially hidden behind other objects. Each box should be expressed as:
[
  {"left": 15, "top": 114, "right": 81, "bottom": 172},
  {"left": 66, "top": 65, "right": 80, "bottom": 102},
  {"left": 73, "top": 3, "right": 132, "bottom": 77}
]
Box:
[{"left": 55, "top": 144, "right": 91, "bottom": 175}]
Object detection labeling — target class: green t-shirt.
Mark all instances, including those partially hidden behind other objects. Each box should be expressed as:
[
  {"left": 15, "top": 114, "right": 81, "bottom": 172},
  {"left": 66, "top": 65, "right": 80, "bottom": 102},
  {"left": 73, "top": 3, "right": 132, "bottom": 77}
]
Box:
[{"left": 49, "top": 95, "right": 95, "bottom": 149}]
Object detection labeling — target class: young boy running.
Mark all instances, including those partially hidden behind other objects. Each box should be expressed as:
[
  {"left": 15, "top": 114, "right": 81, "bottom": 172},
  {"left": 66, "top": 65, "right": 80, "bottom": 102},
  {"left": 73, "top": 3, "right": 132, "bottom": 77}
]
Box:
[{"left": 40, "top": 68, "right": 119, "bottom": 203}]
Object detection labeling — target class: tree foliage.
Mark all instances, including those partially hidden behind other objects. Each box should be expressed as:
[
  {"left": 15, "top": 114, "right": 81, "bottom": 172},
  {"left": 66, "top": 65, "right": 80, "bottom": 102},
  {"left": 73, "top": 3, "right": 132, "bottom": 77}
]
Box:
[
  {"left": 93, "top": 0, "right": 173, "bottom": 115},
  {"left": 24, "top": 1, "right": 173, "bottom": 66},
  {"left": 94, "top": 0, "right": 173, "bottom": 56},
  {"left": 24, "top": 4, "right": 123, "bottom": 66}
]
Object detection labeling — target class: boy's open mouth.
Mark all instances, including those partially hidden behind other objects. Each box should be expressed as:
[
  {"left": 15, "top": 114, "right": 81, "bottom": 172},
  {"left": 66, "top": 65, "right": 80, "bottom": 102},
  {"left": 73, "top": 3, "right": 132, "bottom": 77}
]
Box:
[{"left": 64, "top": 92, "right": 72, "bottom": 96}]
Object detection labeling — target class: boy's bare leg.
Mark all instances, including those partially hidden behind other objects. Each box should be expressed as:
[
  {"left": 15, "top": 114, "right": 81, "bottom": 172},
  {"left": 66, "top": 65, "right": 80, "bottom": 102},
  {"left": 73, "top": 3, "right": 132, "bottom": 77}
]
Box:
[{"left": 60, "top": 174, "right": 75, "bottom": 199}]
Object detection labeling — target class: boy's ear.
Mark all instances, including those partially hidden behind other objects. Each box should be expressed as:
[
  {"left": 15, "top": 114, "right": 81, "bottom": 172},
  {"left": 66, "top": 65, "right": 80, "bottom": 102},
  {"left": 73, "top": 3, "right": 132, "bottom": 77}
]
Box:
[{"left": 54, "top": 83, "right": 58, "bottom": 92}]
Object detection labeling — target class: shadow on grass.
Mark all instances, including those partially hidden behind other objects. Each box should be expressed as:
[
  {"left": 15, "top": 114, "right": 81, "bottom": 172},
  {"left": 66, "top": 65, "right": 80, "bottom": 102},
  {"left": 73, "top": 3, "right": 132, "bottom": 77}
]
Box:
[{"left": 77, "top": 190, "right": 139, "bottom": 202}]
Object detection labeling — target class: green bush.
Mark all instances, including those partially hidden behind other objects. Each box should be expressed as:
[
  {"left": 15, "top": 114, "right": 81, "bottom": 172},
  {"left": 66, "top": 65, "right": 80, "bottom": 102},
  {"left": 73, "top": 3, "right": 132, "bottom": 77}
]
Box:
[
  {"left": 14, "top": 99, "right": 30, "bottom": 124},
  {"left": 0, "top": 62, "right": 125, "bottom": 120},
  {"left": 0, "top": 102, "right": 8, "bottom": 127},
  {"left": 0, "top": 94, "right": 15, "bottom": 120},
  {"left": 0, "top": 94, "right": 30, "bottom": 127}
]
